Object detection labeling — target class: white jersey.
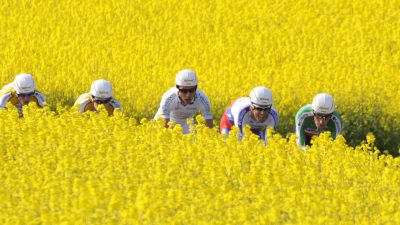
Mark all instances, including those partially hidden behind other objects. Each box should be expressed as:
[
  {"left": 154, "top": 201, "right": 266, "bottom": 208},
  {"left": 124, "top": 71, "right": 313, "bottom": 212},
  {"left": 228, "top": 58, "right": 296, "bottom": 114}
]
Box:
[
  {"left": 154, "top": 87, "right": 213, "bottom": 134},
  {"left": 226, "top": 97, "right": 278, "bottom": 134}
]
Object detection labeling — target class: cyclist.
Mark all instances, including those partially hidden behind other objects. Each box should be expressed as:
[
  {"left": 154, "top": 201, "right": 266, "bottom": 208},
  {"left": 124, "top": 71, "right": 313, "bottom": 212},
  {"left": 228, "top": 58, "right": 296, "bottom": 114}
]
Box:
[
  {"left": 295, "top": 93, "right": 344, "bottom": 147},
  {"left": 154, "top": 69, "right": 213, "bottom": 134},
  {"left": 220, "top": 86, "right": 278, "bottom": 140},
  {"left": 74, "top": 79, "right": 122, "bottom": 116},
  {"left": 0, "top": 73, "right": 46, "bottom": 117}
]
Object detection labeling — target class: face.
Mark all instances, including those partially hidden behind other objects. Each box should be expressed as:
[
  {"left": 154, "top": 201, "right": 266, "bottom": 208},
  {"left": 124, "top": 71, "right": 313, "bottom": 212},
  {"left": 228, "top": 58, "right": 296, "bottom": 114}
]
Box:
[
  {"left": 17, "top": 92, "right": 35, "bottom": 105},
  {"left": 92, "top": 96, "right": 111, "bottom": 108},
  {"left": 177, "top": 86, "right": 196, "bottom": 104},
  {"left": 313, "top": 112, "right": 332, "bottom": 129},
  {"left": 250, "top": 104, "right": 271, "bottom": 122}
]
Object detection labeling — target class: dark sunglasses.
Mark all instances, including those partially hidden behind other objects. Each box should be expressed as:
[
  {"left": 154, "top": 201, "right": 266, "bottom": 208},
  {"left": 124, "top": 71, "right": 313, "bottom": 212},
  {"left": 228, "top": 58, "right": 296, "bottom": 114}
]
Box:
[
  {"left": 17, "top": 92, "right": 35, "bottom": 97},
  {"left": 313, "top": 112, "right": 332, "bottom": 120},
  {"left": 93, "top": 97, "right": 111, "bottom": 104},
  {"left": 252, "top": 105, "right": 271, "bottom": 112},
  {"left": 178, "top": 88, "right": 196, "bottom": 94}
]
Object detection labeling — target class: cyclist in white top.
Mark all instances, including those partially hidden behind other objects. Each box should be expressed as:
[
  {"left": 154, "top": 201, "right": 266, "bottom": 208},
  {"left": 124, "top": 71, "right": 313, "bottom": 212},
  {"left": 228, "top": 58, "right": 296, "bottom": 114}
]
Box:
[
  {"left": 74, "top": 79, "right": 122, "bottom": 116},
  {"left": 0, "top": 73, "right": 46, "bottom": 117},
  {"left": 220, "top": 86, "right": 278, "bottom": 140},
  {"left": 154, "top": 69, "right": 213, "bottom": 134}
]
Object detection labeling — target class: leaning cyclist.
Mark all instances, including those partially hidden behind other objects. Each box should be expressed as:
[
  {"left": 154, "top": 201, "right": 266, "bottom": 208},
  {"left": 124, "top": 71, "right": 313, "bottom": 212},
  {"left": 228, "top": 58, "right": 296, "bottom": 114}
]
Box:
[
  {"left": 154, "top": 69, "right": 213, "bottom": 134},
  {"left": 74, "top": 79, "right": 122, "bottom": 116},
  {"left": 0, "top": 73, "right": 46, "bottom": 117},
  {"left": 220, "top": 86, "right": 279, "bottom": 141},
  {"left": 295, "top": 93, "right": 344, "bottom": 147}
]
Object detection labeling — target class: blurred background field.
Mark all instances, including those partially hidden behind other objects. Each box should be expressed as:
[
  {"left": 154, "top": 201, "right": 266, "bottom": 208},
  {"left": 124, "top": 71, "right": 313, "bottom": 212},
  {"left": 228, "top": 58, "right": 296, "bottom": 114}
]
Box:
[{"left": 0, "top": 0, "right": 400, "bottom": 223}]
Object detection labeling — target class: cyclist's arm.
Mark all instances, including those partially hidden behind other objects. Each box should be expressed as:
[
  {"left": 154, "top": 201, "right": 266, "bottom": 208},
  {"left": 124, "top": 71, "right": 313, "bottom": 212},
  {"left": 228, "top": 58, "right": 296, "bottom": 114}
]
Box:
[
  {"left": 33, "top": 91, "right": 46, "bottom": 108},
  {"left": 330, "top": 112, "right": 344, "bottom": 139},
  {"left": 295, "top": 113, "right": 307, "bottom": 146},
  {"left": 270, "top": 107, "right": 279, "bottom": 129},
  {"left": 110, "top": 99, "right": 122, "bottom": 111},
  {"left": 197, "top": 91, "right": 213, "bottom": 129},
  {"left": 0, "top": 93, "right": 12, "bottom": 109},
  {"left": 154, "top": 89, "right": 175, "bottom": 127},
  {"left": 205, "top": 119, "right": 213, "bottom": 129},
  {"left": 163, "top": 118, "right": 170, "bottom": 128}
]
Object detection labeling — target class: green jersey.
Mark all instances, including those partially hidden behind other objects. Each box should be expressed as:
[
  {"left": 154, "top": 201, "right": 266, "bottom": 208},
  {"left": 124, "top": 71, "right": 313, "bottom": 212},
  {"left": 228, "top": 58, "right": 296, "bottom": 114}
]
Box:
[{"left": 295, "top": 104, "right": 343, "bottom": 146}]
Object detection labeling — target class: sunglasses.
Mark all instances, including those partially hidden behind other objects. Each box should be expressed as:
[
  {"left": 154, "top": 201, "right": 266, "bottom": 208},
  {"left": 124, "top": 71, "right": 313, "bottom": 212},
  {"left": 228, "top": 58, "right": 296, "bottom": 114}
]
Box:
[
  {"left": 17, "top": 92, "right": 35, "bottom": 97},
  {"left": 93, "top": 97, "right": 111, "bottom": 104},
  {"left": 313, "top": 112, "right": 332, "bottom": 120},
  {"left": 252, "top": 105, "right": 271, "bottom": 112},
  {"left": 178, "top": 88, "right": 196, "bottom": 94}
]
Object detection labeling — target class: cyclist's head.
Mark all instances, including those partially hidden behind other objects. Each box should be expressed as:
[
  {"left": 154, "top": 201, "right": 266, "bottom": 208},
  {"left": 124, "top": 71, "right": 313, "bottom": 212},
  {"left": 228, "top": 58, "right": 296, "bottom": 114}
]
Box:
[
  {"left": 249, "top": 86, "right": 273, "bottom": 122},
  {"left": 14, "top": 73, "right": 36, "bottom": 105},
  {"left": 175, "top": 69, "right": 198, "bottom": 104},
  {"left": 312, "top": 93, "right": 334, "bottom": 129}
]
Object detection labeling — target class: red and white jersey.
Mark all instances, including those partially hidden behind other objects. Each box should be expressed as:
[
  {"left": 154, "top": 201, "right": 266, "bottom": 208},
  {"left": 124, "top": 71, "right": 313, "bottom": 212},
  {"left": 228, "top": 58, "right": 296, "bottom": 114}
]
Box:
[
  {"left": 222, "top": 97, "right": 278, "bottom": 134},
  {"left": 154, "top": 87, "right": 213, "bottom": 134}
]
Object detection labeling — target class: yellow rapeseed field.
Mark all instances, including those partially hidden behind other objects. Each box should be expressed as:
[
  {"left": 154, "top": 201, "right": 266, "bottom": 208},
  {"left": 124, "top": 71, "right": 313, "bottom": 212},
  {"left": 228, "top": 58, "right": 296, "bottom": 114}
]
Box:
[{"left": 0, "top": 0, "right": 399, "bottom": 224}]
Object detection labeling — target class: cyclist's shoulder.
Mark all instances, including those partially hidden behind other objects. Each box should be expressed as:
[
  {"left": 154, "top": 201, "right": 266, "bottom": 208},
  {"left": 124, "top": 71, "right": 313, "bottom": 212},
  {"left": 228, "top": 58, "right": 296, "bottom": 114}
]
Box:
[
  {"left": 74, "top": 93, "right": 91, "bottom": 106},
  {"left": 0, "top": 83, "right": 15, "bottom": 96},
  {"left": 295, "top": 104, "right": 313, "bottom": 117},
  {"left": 332, "top": 110, "right": 341, "bottom": 117},
  {"left": 159, "top": 88, "right": 178, "bottom": 106},
  {"left": 232, "top": 97, "right": 251, "bottom": 108},
  {"left": 166, "top": 87, "right": 178, "bottom": 95},
  {"left": 231, "top": 97, "right": 251, "bottom": 115},
  {"left": 33, "top": 91, "right": 46, "bottom": 101},
  {"left": 110, "top": 98, "right": 122, "bottom": 108},
  {"left": 270, "top": 106, "right": 278, "bottom": 115},
  {"left": 331, "top": 111, "right": 344, "bottom": 123}
]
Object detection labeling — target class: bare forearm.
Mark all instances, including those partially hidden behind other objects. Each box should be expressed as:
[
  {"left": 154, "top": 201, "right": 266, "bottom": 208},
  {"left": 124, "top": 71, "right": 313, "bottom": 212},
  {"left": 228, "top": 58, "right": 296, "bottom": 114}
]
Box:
[
  {"left": 205, "top": 119, "right": 213, "bottom": 128},
  {"left": 164, "top": 118, "right": 170, "bottom": 128}
]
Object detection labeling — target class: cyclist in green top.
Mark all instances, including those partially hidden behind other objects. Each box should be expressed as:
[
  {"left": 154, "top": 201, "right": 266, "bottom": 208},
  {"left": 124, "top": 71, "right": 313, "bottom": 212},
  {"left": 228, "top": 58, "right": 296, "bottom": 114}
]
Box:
[{"left": 295, "top": 93, "right": 343, "bottom": 147}]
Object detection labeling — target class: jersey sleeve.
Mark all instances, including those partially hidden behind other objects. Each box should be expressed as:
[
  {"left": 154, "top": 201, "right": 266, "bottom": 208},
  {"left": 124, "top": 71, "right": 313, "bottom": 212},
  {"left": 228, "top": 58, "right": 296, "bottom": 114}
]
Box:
[
  {"left": 0, "top": 84, "right": 15, "bottom": 109},
  {"left": 110, "top": 99, "right": 122, "bottom": 111},
  {"left": 196, "top": 90, "right": 213, "bottom": 120},
  {"left": 295, "top": 105, "right": 313, "bottom": 146},
  {"left": 270, "top": 107, "right": 279, "bottom": 129},
  {"left": 331, "top": 111, "right": 344, "bottom": 137},
  {"left": 154, "top": 88, "right": 175, "bottom": 120},
  {"left": 33, "top": 91, "right": 46, "bottom": 108},
  {"left": 0, "top": 92, "right": 12, "bottom": 109},
  {"left": 74, "top": 93, "right": 91, "bottom": 113},
  {"left": 230, "top": 98, "right": 251, "bottom": 133}
]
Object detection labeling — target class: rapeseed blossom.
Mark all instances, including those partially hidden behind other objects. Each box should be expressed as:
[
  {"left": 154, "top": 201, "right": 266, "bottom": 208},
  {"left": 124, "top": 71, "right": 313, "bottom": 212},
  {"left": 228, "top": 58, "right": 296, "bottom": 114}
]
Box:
[{"left": 0, "top": 107, "right": 399, "bottom": 224}]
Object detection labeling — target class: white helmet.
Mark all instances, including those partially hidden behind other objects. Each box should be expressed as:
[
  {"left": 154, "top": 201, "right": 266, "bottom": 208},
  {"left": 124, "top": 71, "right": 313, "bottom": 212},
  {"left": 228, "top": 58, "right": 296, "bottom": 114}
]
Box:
[
  {"left": 250, "top": 86, "right": 273, "bottom": 106},
  {"left": 14, "top": 73, "right": 36, "bottom": 94},
  {"left": 312, "top": 93, "right": 334, "bottom": 114},
  {"left": 175, "top": 69, "right": 198, "bottom": 87},
  {"left": 90, "top": 79, "right": 113, "bottom": 98}
]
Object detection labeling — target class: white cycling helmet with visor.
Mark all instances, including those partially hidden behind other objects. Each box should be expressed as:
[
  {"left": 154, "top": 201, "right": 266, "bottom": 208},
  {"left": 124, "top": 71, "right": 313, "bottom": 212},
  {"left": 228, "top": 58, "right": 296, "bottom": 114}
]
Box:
[
  {"left": 250, "top": 86, "right": 273, "bottom": 108},
  {"left": 312, "top": 93, "right": 334, "bottom": 115},
  {"left": 90, "top": 79, "right": 113, "bottom": 99},
  {"left": 14, "top": 73, "right": 36, "bottom": 94},
  {"left": 175, "top": 69, "right": 198, "bottom": 88}
]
